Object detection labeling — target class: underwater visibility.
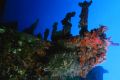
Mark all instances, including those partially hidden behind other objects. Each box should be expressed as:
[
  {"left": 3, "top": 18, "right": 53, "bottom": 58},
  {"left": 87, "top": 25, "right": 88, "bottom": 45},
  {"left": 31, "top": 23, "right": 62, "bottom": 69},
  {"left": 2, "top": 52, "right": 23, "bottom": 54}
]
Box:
[{"left": 0, "top": 0, "right": 119, "bottom": 80}]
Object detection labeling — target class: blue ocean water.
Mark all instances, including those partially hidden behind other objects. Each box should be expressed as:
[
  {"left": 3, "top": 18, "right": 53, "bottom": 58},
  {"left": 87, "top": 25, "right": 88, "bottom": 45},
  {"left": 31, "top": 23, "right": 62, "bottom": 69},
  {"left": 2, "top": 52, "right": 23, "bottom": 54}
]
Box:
[{"left": 0, "top": 0, "right": 120, "bottom": 80}]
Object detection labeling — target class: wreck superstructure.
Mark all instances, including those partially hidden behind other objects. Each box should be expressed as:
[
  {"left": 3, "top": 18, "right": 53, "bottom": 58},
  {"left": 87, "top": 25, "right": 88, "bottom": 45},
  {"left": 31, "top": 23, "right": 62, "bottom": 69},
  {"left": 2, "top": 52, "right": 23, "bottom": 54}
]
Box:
[{"left": 0, "top": 1, "right": 111, "bottom": 80}]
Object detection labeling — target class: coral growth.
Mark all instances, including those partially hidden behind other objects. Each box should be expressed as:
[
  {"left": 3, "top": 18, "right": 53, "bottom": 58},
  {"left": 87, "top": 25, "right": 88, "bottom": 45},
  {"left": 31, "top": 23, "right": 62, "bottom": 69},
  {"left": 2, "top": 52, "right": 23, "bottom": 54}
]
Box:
[{"left": 0, "top": 24, "right": 110, "bottom": 79}]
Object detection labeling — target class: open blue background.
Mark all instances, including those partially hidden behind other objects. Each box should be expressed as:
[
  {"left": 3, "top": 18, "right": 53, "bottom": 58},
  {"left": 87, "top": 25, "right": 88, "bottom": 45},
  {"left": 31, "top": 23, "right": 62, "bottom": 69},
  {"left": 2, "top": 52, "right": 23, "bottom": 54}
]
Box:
[{"left": 1, "top": 0, "right": 120, "bottom": 79}]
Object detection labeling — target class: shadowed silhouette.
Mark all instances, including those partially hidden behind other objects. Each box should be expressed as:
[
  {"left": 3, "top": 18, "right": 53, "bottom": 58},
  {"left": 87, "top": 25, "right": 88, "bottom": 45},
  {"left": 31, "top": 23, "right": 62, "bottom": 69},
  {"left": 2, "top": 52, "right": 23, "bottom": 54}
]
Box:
[
  {"left": 23, "top": 19, "right": 39, "bottom": 35},
  {"left": 0, "top": 0, "right": 6, "bottom": 20},
  {"left": 86, "top": 66, "right": 108, "bottom": 80}
]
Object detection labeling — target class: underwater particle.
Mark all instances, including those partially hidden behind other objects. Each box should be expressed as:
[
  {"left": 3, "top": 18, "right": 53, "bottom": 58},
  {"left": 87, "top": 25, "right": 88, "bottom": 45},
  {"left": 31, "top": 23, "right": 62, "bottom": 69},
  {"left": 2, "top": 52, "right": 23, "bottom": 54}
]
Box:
[
  {"left": 0, "top": 28, "right": 5, "bottom": 33},
  {"left": 13, "top": 49, "right": 17, "bottom": 54},
  {"left": 28, "top": 39, "right": 32, "bottom": 43},
  {"left": 17, "top": 48, "right": 22, "bottom": 52},
  {"left": 18, "top": 41, "right": 23, "bottom": 46}
]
